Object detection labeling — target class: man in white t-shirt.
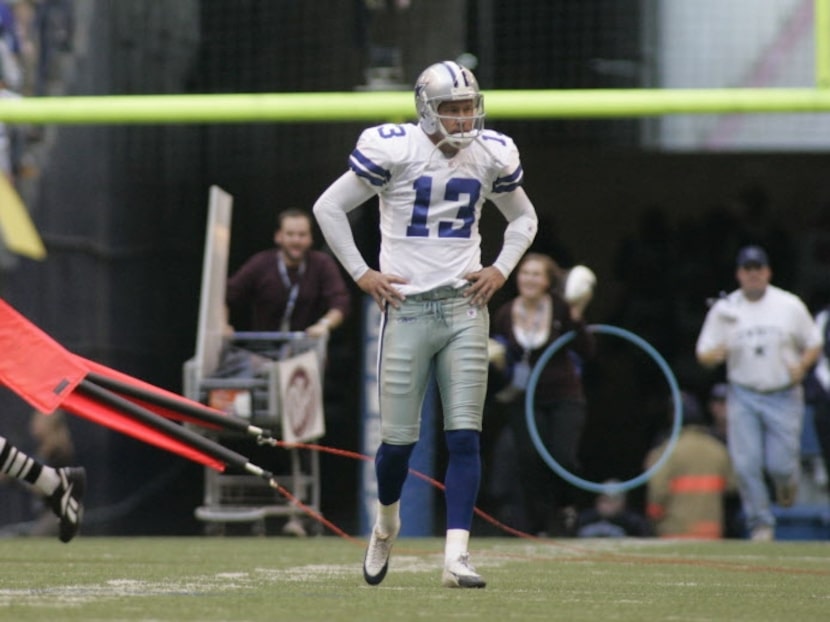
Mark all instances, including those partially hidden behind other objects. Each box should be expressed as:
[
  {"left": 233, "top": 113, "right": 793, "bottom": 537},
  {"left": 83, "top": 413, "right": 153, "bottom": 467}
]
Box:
[
  {"left": 696, "top": 245, "right": 823, "bottom": 541},
  {"left": 313, "top": 60, "right": 538, "bottom": 587}
]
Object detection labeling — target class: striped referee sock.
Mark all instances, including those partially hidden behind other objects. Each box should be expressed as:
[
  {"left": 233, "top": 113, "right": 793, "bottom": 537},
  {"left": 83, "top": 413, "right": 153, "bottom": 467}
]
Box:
[{"left": 0, "top": 436, "right": 61, "bottom": 496}]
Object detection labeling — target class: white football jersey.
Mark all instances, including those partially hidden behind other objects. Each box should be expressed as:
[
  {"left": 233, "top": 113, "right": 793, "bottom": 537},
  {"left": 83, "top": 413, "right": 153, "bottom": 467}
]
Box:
[
  {"left": 348, "top": 122, "right": 524, "bottom": 295},
  {"left": 696, "top": 285, "right": 823, "bottom": 391}
]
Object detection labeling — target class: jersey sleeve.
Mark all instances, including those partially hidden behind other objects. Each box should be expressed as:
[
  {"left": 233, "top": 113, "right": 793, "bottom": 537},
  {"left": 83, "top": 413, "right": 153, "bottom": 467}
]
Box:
[
  {"left": 347, "top": 124, "right": 409, "bottom": 189},
  {"left": 479, "top": 130, "right": 524, "bottom": 197}
]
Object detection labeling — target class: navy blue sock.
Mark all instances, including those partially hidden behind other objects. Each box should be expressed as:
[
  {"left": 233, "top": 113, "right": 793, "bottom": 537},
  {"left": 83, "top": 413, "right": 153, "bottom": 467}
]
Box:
[
  {"left": 444, "top": 430, "right": 481, "bottom": 530},
  {"left": 375, "top": 442, "right": 416, "bottom": 506}
]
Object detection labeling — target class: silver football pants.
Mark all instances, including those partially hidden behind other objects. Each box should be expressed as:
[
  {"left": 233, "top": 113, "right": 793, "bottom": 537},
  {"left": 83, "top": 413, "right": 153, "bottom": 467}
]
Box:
[{"left": 378, "top": 286, "right": 489, "bottom": 445}]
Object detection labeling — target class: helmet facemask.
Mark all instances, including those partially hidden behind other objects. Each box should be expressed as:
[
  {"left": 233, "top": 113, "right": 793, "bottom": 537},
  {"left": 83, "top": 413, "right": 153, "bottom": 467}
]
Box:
[{"left": 415, "top": 61, "right": 486, "bottom": 150}]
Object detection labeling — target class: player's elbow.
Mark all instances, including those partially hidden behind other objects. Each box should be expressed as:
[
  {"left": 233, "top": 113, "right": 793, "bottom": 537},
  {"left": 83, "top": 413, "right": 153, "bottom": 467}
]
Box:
[
  {"left": 506, "top": 210, "right": 538, "bottom": 244},
  {"left": 312, "top": 194, "right": 340, "bottom": 235},
  {"left": 311, "top": 196, "right": 327, "bottom": 220}
]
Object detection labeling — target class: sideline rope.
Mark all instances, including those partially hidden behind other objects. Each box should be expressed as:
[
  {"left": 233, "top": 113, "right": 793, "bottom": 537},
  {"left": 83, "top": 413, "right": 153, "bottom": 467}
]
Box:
[
  {"left": 259, "top": 438, "right": 544, "bottom": 542},
  {"left": 267, "top": 476, "right": 360, "bottom": 543}
]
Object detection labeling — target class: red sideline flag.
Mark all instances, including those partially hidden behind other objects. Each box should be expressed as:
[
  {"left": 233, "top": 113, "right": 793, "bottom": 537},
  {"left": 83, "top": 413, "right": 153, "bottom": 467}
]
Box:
[
  {"left": 0, "top": 299, "right": 227, "bottom": 471},
  {"left": 0, "top": 298, "right": 88, "bottom": 413},
  {"left": 61, "top": 390, "right": 225, "bottom": 471},
  {"left": 79, "top": 356, "right": 230, "bottom": 430}
]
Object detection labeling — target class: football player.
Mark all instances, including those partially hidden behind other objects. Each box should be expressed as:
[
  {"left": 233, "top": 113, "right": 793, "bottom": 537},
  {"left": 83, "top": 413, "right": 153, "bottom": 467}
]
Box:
[{"left": 314, "top": 60, "right": 538, "bottom": 587}]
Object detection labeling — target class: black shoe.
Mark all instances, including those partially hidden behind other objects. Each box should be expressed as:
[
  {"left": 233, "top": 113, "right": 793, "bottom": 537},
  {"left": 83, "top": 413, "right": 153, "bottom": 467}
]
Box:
[{"left": 49, "top": 467, "right": 86, "bottom": 543}]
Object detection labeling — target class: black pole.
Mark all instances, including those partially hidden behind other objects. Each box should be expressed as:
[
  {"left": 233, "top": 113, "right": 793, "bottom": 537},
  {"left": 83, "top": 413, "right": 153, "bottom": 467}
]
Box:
[
  {"left": 77, "top": 378, "right": 271, "bottom": 478},
  {"left": 85, "top": 371, "right": 270, "bottom": 437}
]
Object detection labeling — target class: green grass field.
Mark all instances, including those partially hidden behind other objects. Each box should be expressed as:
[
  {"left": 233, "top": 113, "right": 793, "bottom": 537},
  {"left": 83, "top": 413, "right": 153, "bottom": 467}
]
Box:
[{"left": 1, "top": 536, "right": 829, "bottom": 621}]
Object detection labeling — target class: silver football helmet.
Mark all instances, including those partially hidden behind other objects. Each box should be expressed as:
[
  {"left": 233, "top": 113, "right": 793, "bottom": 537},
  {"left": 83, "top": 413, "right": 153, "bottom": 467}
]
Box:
[{"left": 414, "top": 61, "right": 485, "bottom": 149}]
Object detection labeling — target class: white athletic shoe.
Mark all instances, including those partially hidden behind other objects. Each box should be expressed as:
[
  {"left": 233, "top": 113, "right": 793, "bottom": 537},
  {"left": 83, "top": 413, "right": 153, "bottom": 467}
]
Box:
[
  {"left": 750, "top": 525, "right": 774, "bottom": 542},
  {"left": 442, "top": 553, "right": 486, "bottom": 588},
  {"left": 281, "top": 517, "right": 307, "bottom": 537},
  {"left": 363, "top": 525, "right": 398, "bottom": 586}
]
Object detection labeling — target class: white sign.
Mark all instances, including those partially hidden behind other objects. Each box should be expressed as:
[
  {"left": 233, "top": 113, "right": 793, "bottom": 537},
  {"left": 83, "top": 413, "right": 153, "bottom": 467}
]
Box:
[
  {"left": 278, "top": 349, "right": 325, "bottom": 443},
  {"left": 194, "top": 186, "right": 233, "bottom": 379}
]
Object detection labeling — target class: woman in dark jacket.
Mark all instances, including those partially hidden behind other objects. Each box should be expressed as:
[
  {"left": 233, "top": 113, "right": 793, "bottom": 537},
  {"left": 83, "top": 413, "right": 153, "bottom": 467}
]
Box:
[{"left": 490, "top": 253, "right": 596, "bottom": 536}]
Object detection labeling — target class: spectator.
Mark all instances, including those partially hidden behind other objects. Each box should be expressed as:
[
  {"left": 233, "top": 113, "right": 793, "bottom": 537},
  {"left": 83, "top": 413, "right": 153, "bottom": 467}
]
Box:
[
  {"left": 0, "top": 2, "right": 22, "bottom": 92},
  {"left": 226, "top": 207, "right": 350, "bottom": 338},
  {"left": 696, "top": 245, "right": 823, "bottom": 541},
  {"left": 489, "top": 253, "right": 596, "bottom": 536},
  {"left": 645, "top": 391, "right": 735, "bottom": 539},
  {"left": 573, "top": 481, "right": 652, "bottom": 538},
  {"left": 0, "top": 433, "right": 84, "bottom": 542},
  {"left": 224, "top": 207, "right": 351, "bottom": 536}
]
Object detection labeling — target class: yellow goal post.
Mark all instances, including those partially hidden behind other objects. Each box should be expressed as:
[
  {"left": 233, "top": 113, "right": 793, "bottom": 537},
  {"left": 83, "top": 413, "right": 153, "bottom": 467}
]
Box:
[
  {"left": 0, "top": 86, "right": 829, "bottom": 125},
  {"left": 0, "top": 0, "right": 827, "bottom": 125}
]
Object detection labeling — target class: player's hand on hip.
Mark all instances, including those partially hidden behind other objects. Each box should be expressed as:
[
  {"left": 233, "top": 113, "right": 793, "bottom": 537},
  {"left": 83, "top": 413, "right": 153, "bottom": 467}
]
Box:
[
  {"left": 463, "top": 266, "right": 506, "bottom": 307},
  {"left": 357, "top": 269, "right": 407, "bottom": 312}
]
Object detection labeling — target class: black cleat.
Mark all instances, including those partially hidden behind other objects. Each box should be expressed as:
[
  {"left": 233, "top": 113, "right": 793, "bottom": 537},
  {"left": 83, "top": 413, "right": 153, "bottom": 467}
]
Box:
[{"left": 49, "top": 467, "right": 86, "bottom": 543}]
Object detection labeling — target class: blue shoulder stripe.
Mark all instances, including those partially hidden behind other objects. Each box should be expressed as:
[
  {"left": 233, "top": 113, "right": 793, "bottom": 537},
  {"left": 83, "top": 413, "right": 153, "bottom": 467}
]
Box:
[{"left": 348, "top": 148, "right": 391, "bottom": 187}]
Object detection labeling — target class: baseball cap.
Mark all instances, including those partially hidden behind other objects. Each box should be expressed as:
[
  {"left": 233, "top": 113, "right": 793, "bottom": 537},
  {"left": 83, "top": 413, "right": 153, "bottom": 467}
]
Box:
[
  {"left": 736, "top": 245, "right": 769, "bottom": 268},
  {"left": 709, "top": 382, "right": 728, "bottom": 401}
]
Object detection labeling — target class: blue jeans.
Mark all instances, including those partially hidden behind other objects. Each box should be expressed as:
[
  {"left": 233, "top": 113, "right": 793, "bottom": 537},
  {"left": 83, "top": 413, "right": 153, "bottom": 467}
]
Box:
[{"left": 727, "top": 384, "right": 804, "bottom": 530}]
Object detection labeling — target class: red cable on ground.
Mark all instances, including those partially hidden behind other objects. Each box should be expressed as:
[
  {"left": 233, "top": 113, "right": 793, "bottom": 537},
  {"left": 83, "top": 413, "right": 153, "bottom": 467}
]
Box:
[
  {"left": 264, "top": 438, "right": 543, "bottom": 542},
  {"left": 268, "top": 478, "right": 361, "bottom": 543}
]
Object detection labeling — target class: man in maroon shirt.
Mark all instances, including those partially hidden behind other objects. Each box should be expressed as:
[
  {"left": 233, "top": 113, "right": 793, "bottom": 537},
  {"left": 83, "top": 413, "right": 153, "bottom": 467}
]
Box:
[
  {"left": 224, "top": 208, "right": 352, "bottom": 537},
  {"left": 226, "top": 208, "right": 351, "bottom": 336}
]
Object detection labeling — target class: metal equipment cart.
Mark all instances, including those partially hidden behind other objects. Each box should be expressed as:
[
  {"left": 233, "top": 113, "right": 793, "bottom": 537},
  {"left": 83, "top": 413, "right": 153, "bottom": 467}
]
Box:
[{"left": 183, "top": 331, "right": 326, "bottom": 535}]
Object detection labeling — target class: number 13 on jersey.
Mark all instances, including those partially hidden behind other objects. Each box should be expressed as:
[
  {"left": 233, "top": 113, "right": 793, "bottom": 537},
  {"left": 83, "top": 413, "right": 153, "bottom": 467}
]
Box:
[{"left": 406, "top": 176, "right": 480, "bottom": 239}]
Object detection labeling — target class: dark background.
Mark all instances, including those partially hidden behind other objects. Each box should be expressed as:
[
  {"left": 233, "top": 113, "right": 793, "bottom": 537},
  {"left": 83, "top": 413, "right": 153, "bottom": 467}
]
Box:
[{"left": 1, "top": 0, "right": 828, "bottom": 536}]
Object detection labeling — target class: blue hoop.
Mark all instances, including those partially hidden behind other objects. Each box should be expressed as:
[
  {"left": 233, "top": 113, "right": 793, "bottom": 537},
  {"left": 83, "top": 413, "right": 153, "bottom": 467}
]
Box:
[{"left": 524, "top": 324, "right": 682, "bottom": 496}]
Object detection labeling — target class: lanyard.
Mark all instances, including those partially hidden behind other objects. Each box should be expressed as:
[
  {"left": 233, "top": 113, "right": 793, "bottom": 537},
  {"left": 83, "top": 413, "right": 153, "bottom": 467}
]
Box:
[{"left": 276, "top": 252, "right": 305, "bottom": 331}]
